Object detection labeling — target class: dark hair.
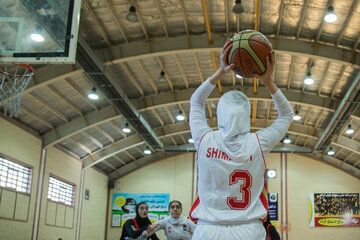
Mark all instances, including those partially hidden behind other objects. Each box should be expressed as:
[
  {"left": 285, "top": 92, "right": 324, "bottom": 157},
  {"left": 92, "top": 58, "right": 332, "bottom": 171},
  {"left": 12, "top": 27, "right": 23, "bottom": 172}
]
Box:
[
  {"left": 169, "top": 200, "right": 182, "bottom": 211},
  {"left": 136, "top": 202, "right": 148, "bottom": 213}
]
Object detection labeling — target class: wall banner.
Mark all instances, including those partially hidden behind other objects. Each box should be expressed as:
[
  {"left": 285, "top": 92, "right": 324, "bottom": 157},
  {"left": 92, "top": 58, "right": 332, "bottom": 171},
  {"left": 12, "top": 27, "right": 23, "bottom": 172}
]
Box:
[
  {"left": 309, "top": 193, "right": 360, "bottom": 227},
  {"left": 112, "top": 193, "right": 170, "bottom": 227},
  {"left": 268, "top": 193, "right": 279, "bottom": 226}
]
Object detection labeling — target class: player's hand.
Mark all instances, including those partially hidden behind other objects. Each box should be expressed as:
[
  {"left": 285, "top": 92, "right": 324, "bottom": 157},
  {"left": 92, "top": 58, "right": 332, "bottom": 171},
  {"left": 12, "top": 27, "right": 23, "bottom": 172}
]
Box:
[
  {"left": 220, "top": 38, "right": 235, "bottom": 73},
  {"left": 141, "top": 230, "right": 149, "bottom": 237},
  {"left": 253, "top": 50, "right": 275, "bottom": 85},
  {"left": 147, "top": 224, "right": 158, "bottom": 232}
]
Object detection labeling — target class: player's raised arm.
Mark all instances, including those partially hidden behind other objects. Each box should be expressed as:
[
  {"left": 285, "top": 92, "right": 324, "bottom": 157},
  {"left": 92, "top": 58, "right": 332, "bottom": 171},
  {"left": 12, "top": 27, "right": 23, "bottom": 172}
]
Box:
[
  {"left": 190, "top": 39, "right": 235, "bottom": 148},
  {"left": 254, "top": 51, "right": 294, "bottom": 154}
]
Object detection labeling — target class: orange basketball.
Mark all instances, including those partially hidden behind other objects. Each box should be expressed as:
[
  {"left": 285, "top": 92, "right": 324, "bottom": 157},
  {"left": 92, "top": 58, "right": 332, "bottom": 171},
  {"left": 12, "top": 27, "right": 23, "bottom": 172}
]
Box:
[{"left": 227, "top": 30, "right": 272, "bottom": 78}]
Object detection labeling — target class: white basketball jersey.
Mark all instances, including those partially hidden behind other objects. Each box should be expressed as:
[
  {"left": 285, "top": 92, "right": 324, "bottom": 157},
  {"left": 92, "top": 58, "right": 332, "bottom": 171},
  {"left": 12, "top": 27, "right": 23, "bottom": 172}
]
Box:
[{"left": 190, "top": 130, "right": 268, "bottom": 224}]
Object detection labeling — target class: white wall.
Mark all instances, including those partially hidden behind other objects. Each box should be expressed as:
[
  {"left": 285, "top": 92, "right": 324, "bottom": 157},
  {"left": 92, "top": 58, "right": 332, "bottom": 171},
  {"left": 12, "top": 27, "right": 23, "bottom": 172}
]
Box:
[
  {"left": 107, "top": 152, "right": 360, "bottom": 240},
  {"left": 0, "top": 116, "right": 108, "bottom": 240},
  {"left": 108, "top": 153, "right": 194, "bottom": 240},
  {"left": 0, "top": 117, "right": 42, "bottom": 240},
  {"left": 80, "top": 167, "right": 108, "bottom": 240}
]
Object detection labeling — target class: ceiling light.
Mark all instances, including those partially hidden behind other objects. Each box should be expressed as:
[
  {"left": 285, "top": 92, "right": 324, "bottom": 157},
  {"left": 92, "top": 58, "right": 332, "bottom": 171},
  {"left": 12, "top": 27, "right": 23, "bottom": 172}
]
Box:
[
  {"left": 293, "top": 111, "right": 301, "bottom": 121},
  {"left": 31, "top": 26, "right": 44, "bottom": 42},
  {"left": 122, "top": 123, "right": 131, "bottom": 133},
  {"left": 304, "top": 72, "right": 314, "bottom": 85},
  {"left": 327, "top": 147, "right": 335, "bottom": 156},
  {"left": 144, "top": 147, "right": 151, "bottom": 155},
  {"left": 266, "top": 169, "right": 277, "bottom": 178},
  {"left": 126, "top": 6, "right": 138, "bottom": 22},
  {"left": 158, "top": 71, "right": 166, "bottom": 83},
  {"left": 176, "top": 111, "right": 185, "bottom": 121},
  {"left": 235, "top": 74, "right": 243, "bottom": 79},
  {"left": 88, "top": 87, "right": 99, "bottom": 100},
  {"left": 232, "top": 0, "right": 244, "bottom": 14},
  {"left": 283, "top": 135, "right": 291, "bottom": 144},
  {"left": 345, "top": 125, "right": 354, "bottom": 135},
  {"left": 188, "top": 138, "right": 194, "bottom": 143},
  {"left": 324, "top": 6, "right": 337, "bottom": 23}
]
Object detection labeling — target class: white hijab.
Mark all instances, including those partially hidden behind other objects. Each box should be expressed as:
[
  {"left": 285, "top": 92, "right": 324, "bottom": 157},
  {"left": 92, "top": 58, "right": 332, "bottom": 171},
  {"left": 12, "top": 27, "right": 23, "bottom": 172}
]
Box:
[
  {"left": 216, "top": 90, "right": 252, "bottom": 160},
  {"left": 167, "top": 215, "right": 187, "bottom": 225}
]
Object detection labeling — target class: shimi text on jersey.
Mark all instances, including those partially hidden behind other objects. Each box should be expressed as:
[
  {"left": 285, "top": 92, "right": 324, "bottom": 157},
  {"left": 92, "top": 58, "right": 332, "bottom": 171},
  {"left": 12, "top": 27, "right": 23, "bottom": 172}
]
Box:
[{"left": 206, "top": 147, "right": 232, "bottom": 161}]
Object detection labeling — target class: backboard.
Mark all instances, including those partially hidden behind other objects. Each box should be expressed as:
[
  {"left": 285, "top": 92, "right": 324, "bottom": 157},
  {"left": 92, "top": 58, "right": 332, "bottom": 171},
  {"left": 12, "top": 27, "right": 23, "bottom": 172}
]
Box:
[{"left": 0, "top": 0, "right": 81, "bottom": 64}]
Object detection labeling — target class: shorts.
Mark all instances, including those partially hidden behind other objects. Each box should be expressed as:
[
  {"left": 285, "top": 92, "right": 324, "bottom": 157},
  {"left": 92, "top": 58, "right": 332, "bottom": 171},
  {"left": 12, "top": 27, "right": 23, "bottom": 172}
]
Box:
[{"left": 192, "top": 221, "right": 266, "bottom": 240}]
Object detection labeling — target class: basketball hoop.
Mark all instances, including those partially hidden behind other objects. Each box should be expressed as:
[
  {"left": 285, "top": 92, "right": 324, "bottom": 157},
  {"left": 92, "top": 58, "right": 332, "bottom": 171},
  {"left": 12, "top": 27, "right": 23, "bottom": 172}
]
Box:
[{"left": 0, "top": 64, "right": 35, "bottom": 117}]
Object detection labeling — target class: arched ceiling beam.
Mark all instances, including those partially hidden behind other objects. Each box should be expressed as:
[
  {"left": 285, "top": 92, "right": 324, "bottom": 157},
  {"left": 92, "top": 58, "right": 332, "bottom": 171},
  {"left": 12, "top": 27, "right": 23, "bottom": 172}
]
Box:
[
  {"left": 24, "top": 35, "right": 360, "bottom": 95},
  {"left": 163, "top": 145, "right": 312, "bottom": 154},
  {"left": 71, "top": 108, "right": 360, "bottom": 179},
  {"left": 96, "top": 35, "right": 360, "bottom": 67},
  {"left": 42, "top": 87, "right": 337, "bottom": 148},
  {"left": 153, "top": 120, "right": 318, "bottom": 141},
  {"left": 83, "top": 120, "right": 318, "bottom": 168},
  {"left": 134, "top": 87, "right": 338, "bottom": 112},
  {"left": 25, "top": 66, "right": 81, "bottom": 95},
  {"left": 83, "top": 134, "right": 143, "bottom": 168},
  {"left": 44, "top": 105, "right": 118, "bottom": 147}
]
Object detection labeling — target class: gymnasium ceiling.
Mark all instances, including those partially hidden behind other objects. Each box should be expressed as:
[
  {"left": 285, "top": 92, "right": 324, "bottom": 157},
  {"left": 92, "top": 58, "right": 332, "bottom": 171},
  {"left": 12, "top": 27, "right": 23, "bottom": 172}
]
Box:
[{"left": 2, "top": 0, "right": 360, "bottom": 180}]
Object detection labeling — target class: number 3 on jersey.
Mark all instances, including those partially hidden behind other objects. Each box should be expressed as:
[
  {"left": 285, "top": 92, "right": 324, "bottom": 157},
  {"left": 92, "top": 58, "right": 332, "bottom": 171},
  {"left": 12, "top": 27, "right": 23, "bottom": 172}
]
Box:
[{"left": 227, "top": 170, "right": 252, "bottom": 210}]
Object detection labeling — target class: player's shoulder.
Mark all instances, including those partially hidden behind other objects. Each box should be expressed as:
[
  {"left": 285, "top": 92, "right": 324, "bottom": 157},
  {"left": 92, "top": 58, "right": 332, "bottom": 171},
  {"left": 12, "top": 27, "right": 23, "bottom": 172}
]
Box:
[{"left": 197, "top": 131, "right": 215, "bottom": 146}]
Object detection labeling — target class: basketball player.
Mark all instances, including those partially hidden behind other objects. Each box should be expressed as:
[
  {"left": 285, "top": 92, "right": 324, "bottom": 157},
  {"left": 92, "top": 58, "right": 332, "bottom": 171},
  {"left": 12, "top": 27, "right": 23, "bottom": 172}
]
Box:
[
  {"left": 189, "top": 39, "right": 293, "bottom": 240},
  {"left": 144, "top": 200, "right": 196, "bottom": 240}
]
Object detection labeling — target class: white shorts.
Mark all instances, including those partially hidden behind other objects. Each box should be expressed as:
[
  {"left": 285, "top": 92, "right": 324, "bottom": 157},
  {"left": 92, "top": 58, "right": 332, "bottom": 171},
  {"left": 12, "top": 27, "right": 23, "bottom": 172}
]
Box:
[{"left": 192, "top": 221, "right": 266, "bottom": 240}]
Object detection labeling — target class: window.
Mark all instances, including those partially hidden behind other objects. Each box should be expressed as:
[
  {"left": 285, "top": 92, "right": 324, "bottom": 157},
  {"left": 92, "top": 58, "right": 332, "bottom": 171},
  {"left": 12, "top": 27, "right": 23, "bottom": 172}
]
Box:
[
  {"left": 47, "top": 176, "right": 75, "bottom": 206},
  {"left": 0, "top": 156, "right": 32, "bottom": 194}
]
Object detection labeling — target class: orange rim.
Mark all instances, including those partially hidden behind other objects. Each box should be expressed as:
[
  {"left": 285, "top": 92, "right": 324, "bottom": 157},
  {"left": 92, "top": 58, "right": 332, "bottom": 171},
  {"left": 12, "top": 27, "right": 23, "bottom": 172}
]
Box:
[{"left": 0, "top": 64, "right": 35, "bottom": 77}]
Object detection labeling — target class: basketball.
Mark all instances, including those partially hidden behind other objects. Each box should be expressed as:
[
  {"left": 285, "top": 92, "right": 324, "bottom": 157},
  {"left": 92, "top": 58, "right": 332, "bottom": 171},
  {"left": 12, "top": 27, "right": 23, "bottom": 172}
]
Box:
[{"left": 227, "top": 30, "right": 272, "bottom": 78}]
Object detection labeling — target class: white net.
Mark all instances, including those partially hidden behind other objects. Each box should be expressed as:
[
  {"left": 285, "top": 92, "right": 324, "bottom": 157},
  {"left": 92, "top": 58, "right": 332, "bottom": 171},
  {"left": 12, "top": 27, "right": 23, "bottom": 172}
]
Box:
[{"left": 0, "top": 64, "right": 35, "bottom": 117}]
